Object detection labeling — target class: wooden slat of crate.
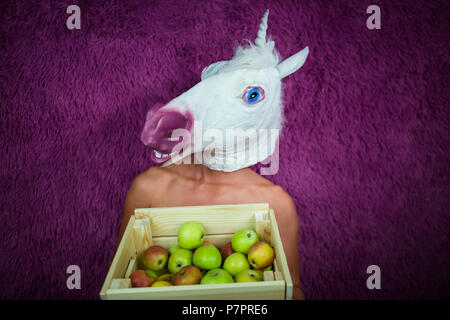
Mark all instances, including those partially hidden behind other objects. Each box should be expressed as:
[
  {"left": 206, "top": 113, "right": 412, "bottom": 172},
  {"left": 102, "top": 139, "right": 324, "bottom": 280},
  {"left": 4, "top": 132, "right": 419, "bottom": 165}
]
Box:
[
  {"left": 124, "top": 257, "right": 137, "bottom": 279},
  {"left": 136, "top": 210, "right": 253, "bottom": 237},
  {"left": 152, "top": 234, "right": 233, "bottom": 249},
  {"left": 263, "top": 271, "right": 274, "bottom": 281},
  {"left": 274, "top": 272, "right": 284, "bottom": 281},
  {"left": 105, "top": 281, "right": 285, "bottom": 300},
  {"left": 100, "top": 216, "right": 137, "bottom": 299},
  {"left": 135, "top": 203, "right": 269, "bottom": 237},
  {"left": 110, "top": 278, "right": 131, "bottom": 289},
  {"left": 133, "top": 218, "right": 152, "bottom": 257},
  {"left": 136, "top": 203, "right": 269, "bottom": 216},
  {"left": 255, "top": 212, "right": 271, "bottom": 244},
  {"left": 269, "top": 209, "right": 293, "bottom": 300}
]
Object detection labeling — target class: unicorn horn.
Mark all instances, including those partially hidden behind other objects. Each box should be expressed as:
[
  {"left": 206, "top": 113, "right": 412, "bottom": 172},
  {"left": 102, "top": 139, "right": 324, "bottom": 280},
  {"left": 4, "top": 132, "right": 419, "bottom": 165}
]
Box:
[{"left": 255, "top": 9, "right": 269, "bottom": 47}]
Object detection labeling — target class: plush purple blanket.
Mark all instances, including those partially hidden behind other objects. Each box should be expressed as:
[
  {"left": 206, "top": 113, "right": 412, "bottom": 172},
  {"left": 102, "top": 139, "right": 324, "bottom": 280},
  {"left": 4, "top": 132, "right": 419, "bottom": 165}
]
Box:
[{"left": 0, "top": 0, "right": 448, "bottom": 299}]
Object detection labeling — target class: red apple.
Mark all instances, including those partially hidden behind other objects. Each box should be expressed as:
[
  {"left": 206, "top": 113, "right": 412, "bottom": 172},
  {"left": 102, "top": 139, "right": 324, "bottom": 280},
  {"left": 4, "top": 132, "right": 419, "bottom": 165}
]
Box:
[
  {"left": 173, "top": 265, "right": 203, "bottom": 285},
  {"left": 130, "top": 270, "right": 155, "bottom": 287},
  {"left": 220, "top": 242, "right": 234, "bottom": 261},
  {"left": 142, "top": 246, "right": 168, "bottom": 271}
]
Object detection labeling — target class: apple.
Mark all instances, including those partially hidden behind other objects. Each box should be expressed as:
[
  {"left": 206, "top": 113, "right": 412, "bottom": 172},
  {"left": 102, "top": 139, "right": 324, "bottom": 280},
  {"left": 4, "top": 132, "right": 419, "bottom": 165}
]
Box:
[
  {"left": 144, "top": 269, "right": 159, "bottom": 281},
  {"left": 253, "top": 269, "right": 264, "bottom": 279},
  {"left": 193, "top": 240, "right": 215, "bottom": 253},
  {"left": 168, "top": 245, "right": 182, "bottom": 255},
  {"left": 200, "top": 268, "right": 234, "bottom": 284},
  {"left": 168, "top": 248, "right": 193, "bottom": 274},
  {"left": 247, "top": 241, "right": 275, "bottom": 269},
  {"left": 173, "top": 265, "right": 203, "bottom": 285},
  {"left": 200, "top": 240, "right": 215, "bottom": 247},
  {"left": 252, "top": 263, "right": 272, "bottom": 278},
  {"left": 141, "top": 246, "right": 168, "bottom": 271},
  {"left": 235, "top": 269, "right": 263, "bottom": 282},
  {"left": 231, "top": 229, "right": 259, "bottom": 254},
  {"left": 220, "top": 242, "right": 234, "bottom": 261},
  {"left": 152, "top": 281, "right": 172, "bottom": 287},
  {"left": 222, "top": 252, "right": 250, "bottom": 276},
  {"left": 130, "top": 270, "right": 155, "bottom": 287},
  {"left": 157, "top": 273, "right": 174, "bottom": 283},
  {"left": 177, "top": 221, "right": 205, "bottom": 249},
  {"left": 193, "top": 246, "right": 222, "bottom": 270}
]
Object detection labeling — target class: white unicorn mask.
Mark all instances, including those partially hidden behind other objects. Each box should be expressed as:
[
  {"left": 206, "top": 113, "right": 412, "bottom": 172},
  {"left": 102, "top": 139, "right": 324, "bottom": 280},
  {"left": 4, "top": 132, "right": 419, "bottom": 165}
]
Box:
[{"left": 140, "top": 10, "right": 309, "bottom": 172}]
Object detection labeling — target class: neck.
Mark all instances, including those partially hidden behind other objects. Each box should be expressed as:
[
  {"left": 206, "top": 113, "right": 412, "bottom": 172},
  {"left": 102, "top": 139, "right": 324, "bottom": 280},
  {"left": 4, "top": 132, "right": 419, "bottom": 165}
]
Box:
[{"left": 167, "top": 154, "right": 252, "bottom": 184}]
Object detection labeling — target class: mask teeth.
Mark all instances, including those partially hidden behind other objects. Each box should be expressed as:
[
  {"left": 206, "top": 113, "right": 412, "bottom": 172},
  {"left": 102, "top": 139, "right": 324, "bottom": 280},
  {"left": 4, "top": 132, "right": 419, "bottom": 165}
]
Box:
[{"left": 154, "top": 150, "right": 170, "bottom": 159}]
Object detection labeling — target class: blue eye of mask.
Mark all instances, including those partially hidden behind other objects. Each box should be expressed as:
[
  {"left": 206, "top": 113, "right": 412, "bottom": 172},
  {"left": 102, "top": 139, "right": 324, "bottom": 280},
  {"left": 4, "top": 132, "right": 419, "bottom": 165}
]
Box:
[{"left": 243, "top": 87, "right": 264, "bottom": 104}]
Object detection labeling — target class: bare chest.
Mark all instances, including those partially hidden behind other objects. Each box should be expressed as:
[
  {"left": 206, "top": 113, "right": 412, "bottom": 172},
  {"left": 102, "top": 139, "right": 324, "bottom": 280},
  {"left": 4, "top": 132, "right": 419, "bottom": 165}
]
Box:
[{"left": 149, "top": 179, "right": 272, "bottom": 209}]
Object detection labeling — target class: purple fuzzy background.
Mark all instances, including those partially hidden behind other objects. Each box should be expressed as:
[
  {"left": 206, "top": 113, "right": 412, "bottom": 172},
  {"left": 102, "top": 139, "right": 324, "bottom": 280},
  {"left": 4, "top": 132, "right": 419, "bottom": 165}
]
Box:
[{"left": 0, "top": 0, "right": 449, "bottom": 299}]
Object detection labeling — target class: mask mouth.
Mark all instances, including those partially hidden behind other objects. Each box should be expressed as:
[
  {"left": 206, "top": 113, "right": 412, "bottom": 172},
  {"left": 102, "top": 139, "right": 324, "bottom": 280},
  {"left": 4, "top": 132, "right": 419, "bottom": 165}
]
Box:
[
  {"left": 150, "top": 137, "right": 194, "bottom": 164},
  {"left": 150, "top": 149, "right": 175, "bottom": 164},
  {"left": 140, "top": 108, "right": 193, "bottom": 164},
  {"left": 147, "top": 137, "right": 184, "bottom": 164}
]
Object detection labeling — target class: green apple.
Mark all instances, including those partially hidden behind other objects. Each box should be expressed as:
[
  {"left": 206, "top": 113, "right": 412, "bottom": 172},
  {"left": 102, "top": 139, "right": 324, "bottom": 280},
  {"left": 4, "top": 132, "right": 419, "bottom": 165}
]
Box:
[
  {"left": 144, "top": 269, "right": 159, "bottom": 281},
  {"left": 193, "top": 246, "right": 222, "bottom": 270},
  {"left": 177, "top": 221, "right": 205, "bottom": 249},
  {"left": 168, "top": 245, "right": 182, "bottom": 255},
  {"left": 263, "top": 264, "right": 273, "bottom": 271},
  {"left": 253, "top": 264, "right": 272, "bottom": 278},
  {"left": 253, "top": 269, "right": 264, "bottom": 279},
  {"left": 231, "top": 229, "right": 259, "bottom": 254},
  {"left": 222, "top": 252, "right": 250, "bottom": 276},
  {"left": 173, "top": 265, "right": 203, "bottom": 285},
  {"left": 168, "top": 248, "right": 193, "bottom": 274},
  {"left": 235, "top": 269, "right": 263, "bottom": 282},
  {"left": 247, "top": 241, "right": 275, "bottom": 269},
  {"left": 141, "top": 245, "right": 168, "bottom": 271},
  {"left": 200, "top": 268, "right": 234, "bottom": 284},
  {"left": 193, "top": 240, "right": 216, "bottom": 254}
]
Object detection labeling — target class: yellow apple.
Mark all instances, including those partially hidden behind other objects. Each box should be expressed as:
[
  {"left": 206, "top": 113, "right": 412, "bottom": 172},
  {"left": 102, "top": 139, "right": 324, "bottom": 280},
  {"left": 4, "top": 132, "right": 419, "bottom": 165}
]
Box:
[
  {"left": 247, "top": 241, "right": 274, "bottom": 269},
  {"left": 152, "top": 281, "right": 172, "bottom": 287},
  {"left": 235, "top": 269, "right": 263, "bottom": 282}
]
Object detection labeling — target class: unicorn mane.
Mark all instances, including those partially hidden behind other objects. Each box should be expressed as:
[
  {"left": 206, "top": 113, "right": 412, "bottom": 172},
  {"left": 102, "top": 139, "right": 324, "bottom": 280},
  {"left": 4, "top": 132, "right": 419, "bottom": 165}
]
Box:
[{"left": 227, "top": 38, "right": 280, "bottom": 71}]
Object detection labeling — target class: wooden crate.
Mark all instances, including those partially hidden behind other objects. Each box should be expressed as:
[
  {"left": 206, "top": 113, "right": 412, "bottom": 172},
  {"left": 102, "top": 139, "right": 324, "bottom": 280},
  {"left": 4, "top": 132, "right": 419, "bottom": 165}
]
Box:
[{"left": 100, "top": 203, "right": 293, "bottom": 300}]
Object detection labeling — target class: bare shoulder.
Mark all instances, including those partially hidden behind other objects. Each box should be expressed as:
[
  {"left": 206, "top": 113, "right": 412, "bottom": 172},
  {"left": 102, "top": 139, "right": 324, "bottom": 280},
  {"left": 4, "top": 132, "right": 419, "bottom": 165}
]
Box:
[
  {"left": 132, "top": 166, "right": 165, "bottom": 189},
  {"left": 244, "top": 171, "right": 298, "bottom": 222},
  {"left": 244, "top": 169, "right": 280, "bottom": 187},
  {"left": 127, "top": 166, "right": 173, "bottom": 205},
  {"left": 249, "top": 172, "right": 293, "bottom": 203},
  {"left": 260, "top": 182, "right": 298, "bottom": 222},
  {"left": 139, "top": 165, "right": 171, "bottom": 181}
]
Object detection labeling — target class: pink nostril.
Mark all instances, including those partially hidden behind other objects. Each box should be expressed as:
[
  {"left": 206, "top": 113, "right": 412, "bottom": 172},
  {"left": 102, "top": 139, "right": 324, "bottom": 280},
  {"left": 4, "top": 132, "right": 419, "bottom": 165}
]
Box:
[{"left": 140, "top": 108, "right": 193, "bottom": 153}]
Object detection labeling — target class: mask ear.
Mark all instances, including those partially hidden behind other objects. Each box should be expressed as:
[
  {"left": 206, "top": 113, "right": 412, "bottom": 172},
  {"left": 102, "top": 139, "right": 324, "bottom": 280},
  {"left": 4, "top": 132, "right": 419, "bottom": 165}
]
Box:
[
  {"left": 201, "top": 60, "right": 228, "bottom": 80},
  {"left": 276, "top": 46, "right": 309, "bottom": 78}
]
